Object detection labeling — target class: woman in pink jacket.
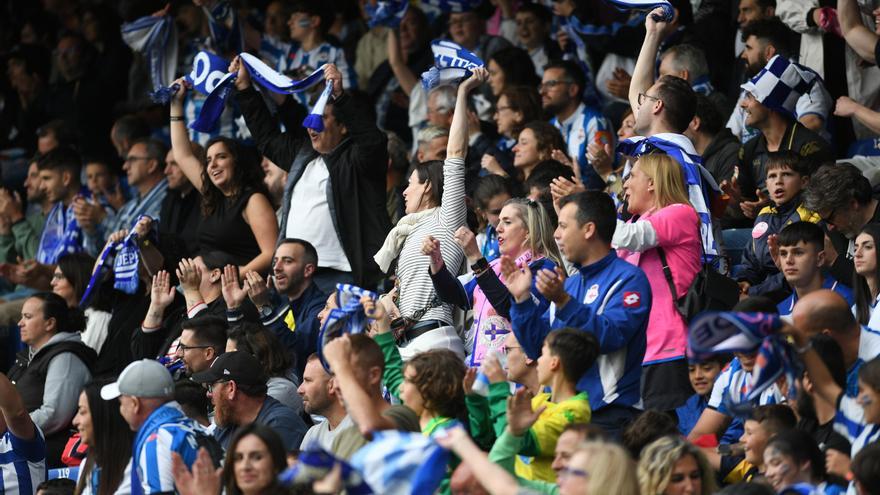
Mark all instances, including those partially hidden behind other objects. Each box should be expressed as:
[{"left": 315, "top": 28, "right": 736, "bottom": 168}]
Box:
[{"left": 614, "top": 154, "right": 702, "bottom": 411}]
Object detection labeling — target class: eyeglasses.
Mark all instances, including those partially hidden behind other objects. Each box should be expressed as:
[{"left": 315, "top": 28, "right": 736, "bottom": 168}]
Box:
[
  {"left": 819, "top": 206, "right": 839, "bottom": 225},
  {"left": 637, "top": 92, "right": 662, "bottom": 106},
  {"left": 124, "top": 156, "right": 151, "bottom": 163},
  {"left": 205, "top": 380, "right": 230, "bottom": 393},
  {"left": 176, "top": 342, "right": 213, "bottom": 353},
  {"left": 539, "top": 79, "right": 572, "bottom": 91},
  {"left": 558, "top": 467, "right": 589, "bottom": 479}
]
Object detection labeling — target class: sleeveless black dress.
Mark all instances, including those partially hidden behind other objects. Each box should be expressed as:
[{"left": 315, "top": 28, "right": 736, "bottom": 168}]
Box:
[{"left": 197, "top": 188, "right": 262, "bottom": 266}]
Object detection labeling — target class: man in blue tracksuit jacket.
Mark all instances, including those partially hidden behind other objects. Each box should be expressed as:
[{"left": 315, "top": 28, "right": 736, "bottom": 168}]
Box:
[{"left": 507, "top": 191, "right": 651, "bottom": 438}]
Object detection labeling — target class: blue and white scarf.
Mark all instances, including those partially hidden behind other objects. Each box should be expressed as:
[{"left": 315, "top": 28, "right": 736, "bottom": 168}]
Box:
[
  {"left": 80, "top": 215, "right": 155, "bottom": 306},
  {"left": 420, "top": 39, "right": 484, "bottom": 90},
  {"left": 189, "top": 52, "right": 328, "bottom": 133},
  {"left": 604, "top": 0, "right": 674, "bottom": 21},
  {"left": 350, "top": 430, "right": 451, "bottom": 495},
  {"left": 151, "top": 50, "right": 230, "bottom": 104},
  {"left": 317, "top": 284, "right": 378, "bottom": 370},
  {"left": 688, "top": 312, "right": 800, "bottom": 416},
  {"left": 278, "top": 445, "right": 372, "bottom": 494},
  {"left": 366, "top": 0, "right": 409, "bottom": 28},
  {"left": 617, "top": 134, "right": 719, "bottom": 258},
  {"left": 36, "top": 202, "right": 83, "bottom": 265},
  {"left": 113, "top": 230, "right": 141, "bottom": 295},
  {"left": 420, "top": 0, "right": 483, "bottom": 13},
  {"left": 121, "top": 14, "right": 179, "bottom": 95}
]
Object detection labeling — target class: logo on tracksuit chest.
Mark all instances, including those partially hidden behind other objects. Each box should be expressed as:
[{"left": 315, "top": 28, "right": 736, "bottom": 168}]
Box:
[{"left": 585, "top": 284, "right": 600, "bottom": 304}]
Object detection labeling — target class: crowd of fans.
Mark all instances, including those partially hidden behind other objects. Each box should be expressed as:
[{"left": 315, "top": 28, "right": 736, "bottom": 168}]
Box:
[{"left": 3, "top": 0, "right": 880, "bottom": 494}]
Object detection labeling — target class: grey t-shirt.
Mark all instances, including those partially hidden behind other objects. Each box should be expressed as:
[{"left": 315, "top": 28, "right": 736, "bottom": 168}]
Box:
[
  {"left": 330, "top": 405, "right": 420, "bottom": 459},
  {"left": 300, "top": 414, "right": 354, "bottom": 451}
]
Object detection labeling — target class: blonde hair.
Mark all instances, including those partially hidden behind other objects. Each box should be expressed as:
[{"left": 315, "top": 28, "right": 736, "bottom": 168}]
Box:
[
  {"left": 574, "top": 441, "right": 640, "bottom": 495},
  {"left": 502, "top": 198, "right": 564, "bottom": 268},
  {"left": 638, "top": 436, "right": 717, "bottom": 495},
  {"left": 635, "top": 154, "right": 691, "bottom": 209}
]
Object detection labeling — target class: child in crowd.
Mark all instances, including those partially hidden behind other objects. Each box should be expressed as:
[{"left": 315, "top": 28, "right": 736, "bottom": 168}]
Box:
[
  {"left": 82, "top": 158, "right": 125, "bottom": 211},
  {"left": 735, "top": 151, "right": 819, "bottom": 298},
  {"left": 776, "top": 222, "right": 854, "bottom": 315},
  {"left": 688, "top": 298, "right": 785, "bottom": 445},
  {"left": 714, "top": 405, "right": 797, "bottom": 484},
  {"left": 281, "top": 1, "right": 356, "bottom": 108},
  {"left": 506, "top": 328, "right": 597, "bottom": 483},
  {"left": 676, "top": 354, "right": 729, "bottom": 437}
]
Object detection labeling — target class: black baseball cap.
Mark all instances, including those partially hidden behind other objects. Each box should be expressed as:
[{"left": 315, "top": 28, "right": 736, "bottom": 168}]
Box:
[{"left": 191, "top": 351, "right": 267, "bottom": 389}]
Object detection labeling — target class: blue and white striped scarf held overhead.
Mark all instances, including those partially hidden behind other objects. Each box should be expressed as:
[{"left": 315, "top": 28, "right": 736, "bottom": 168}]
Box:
[
  {"left": 421, "top": 39, "right": 484, "bottom": 90},
  {"left": 688, "top": 312, "right": 800, "bottom": 416}
]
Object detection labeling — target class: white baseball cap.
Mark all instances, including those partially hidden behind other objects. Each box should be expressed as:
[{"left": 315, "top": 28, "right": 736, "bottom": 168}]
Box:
[{"left": 101, "top": 359, "right": 175, "bottom": 400}]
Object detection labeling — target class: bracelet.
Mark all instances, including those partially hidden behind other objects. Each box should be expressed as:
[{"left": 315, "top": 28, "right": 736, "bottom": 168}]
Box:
[
  {"left": 794, "top": 339, "right": 812, "bottom": 355},
  {"left": 169, "top": 116, "right": 184, "bottom": 121}
]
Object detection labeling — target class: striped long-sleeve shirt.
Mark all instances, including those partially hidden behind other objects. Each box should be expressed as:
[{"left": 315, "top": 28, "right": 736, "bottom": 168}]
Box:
[{"left": 395, "top": 157, "right": 467, "bottom": 325}]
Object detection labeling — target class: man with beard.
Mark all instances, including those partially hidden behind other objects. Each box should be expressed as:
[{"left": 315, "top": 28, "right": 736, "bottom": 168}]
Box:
[
  {"left": 194, "top": 351, "right": 307, "bottom": 452},
  {"left": 297, "top": 354, "right": 351, "bottom": 450},
  {"left": 0, "top": 157, "right": 52, "bottom": 264},
  {"left": 542, "top": 60, "right": 613, "bottom": 191},
  {"left": 225, "top": 238, "right": 326, "bottom": 380},
  {"left": 733, "top": 55, "right": 832, "bottom": 220},
  {"left": 728, "top": 18, "right": 832, "bottom": 143}
]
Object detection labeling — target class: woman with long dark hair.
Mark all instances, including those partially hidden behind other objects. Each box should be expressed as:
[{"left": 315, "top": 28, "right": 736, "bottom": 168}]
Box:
[
  {"left": 373, "top": 69, "right": 487, "bottom": 359},
  {"left": 169, "top": 85, "right": 278, "bottom": 275},
  {"left": 853, "top": 224, "right": 880, "bottom": 328},
  {"left": 173, "top": 423, "right": 289, "bottom": 495},
  {"left": 72, "top": 381, "right": 134, "bottom": 495}
]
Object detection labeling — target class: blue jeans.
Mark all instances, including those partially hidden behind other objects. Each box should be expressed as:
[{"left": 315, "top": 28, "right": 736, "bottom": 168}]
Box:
[
  {"left": 313, "top": 268, "right": 355, "bottom": 294},
  {"left": 723, "top": 228, "right": 753, "bottom": 266}
]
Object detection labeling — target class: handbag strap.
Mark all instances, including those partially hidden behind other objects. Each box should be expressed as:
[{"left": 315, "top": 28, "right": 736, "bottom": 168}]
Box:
[{"left": 655, "top": 246, "right": 679, "bottom": 302}]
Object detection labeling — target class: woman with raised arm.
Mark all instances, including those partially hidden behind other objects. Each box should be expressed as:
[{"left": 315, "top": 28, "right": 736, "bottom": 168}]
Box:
[
  {"left": 373, "top": 68, "right": 488, "bottom": 359},
  {"left": 168, "top": 81, "right": 277, "bottom": 275}
]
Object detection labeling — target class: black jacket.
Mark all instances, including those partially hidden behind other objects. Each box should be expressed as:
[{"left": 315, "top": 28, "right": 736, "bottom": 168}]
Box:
[{"left": 237, "top": 87, "right": 391, "bottom": 288}]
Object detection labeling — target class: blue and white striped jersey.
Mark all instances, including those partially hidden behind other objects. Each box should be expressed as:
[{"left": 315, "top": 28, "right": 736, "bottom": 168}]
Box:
[
  {"left": 708, "top": 357, "right": 784, "bottom": 443},
  {"left": 132, "top": 402, "right": 202, "bottom": 495},
  {"left": 834, "top": 395, "right": 879, "bottom": 495},
  {"left": 278, "top": 42, "right": 356, "bottom": 108},
  {"left": 0, "top": 425, "right": 46, "bottom": 495},
  {"left": 551, "top": 102, "right": 614, "bottom": 191},
  {"left": 846, "top": 327, "right": 880, "bottom": 397}
]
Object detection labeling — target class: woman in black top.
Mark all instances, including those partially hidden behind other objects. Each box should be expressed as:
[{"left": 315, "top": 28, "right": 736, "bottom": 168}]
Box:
[{"left": 169, "top": 82, "right": 278, "bottom": 275}]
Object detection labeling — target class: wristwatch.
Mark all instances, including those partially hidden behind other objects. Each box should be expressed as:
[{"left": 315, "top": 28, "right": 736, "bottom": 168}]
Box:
[
  {"left": 470, "top": 257, "right": 489, "bottom": 275},
  {"left": 259, "top": 305, "right": 273, "bottom": 319}
]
